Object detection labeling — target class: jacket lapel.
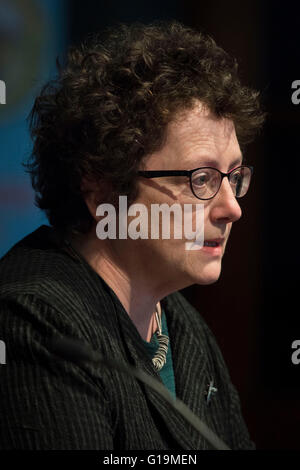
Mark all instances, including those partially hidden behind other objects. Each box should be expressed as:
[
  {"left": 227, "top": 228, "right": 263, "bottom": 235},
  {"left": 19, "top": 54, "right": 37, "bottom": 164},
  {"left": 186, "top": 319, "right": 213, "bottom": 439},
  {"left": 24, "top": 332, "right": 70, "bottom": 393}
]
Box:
[{"left": 111, "top": 287, "right": 210, "bottom": 450}]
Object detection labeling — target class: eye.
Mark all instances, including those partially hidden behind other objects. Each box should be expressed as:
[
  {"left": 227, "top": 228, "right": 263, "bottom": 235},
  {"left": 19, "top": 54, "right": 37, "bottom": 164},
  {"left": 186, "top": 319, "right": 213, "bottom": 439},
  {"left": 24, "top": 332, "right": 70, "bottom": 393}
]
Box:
[
  {"left": 230, "top": 170, "right": 243, "bottom": 185},
  {"left": 192, "top": 171, "right": 211, "bottom": 187}
]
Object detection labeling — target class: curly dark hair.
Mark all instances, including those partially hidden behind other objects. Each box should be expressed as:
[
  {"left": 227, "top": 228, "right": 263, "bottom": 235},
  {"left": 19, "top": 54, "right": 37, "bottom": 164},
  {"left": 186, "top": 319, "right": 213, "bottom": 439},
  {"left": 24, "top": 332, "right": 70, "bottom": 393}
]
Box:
[{"left": 24, "top": 20, "right": 265, "bottom": 235}]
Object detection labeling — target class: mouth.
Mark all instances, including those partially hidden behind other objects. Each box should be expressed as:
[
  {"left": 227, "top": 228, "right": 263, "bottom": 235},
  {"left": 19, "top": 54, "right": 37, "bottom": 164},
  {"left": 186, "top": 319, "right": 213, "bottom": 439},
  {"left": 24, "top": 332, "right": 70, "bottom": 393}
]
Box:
[
  {"left": 202, "top": 238, "right": 224, "bottom": 256},
  {"left": 203, "top": 238, "right": 224, "bottom": 247}
]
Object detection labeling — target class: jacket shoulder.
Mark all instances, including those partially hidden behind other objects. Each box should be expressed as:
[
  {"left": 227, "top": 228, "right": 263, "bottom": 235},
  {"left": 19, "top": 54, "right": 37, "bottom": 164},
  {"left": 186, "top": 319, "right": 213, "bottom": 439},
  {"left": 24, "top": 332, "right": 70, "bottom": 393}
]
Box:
[
  {"left": 0, "top": 225, "right": 102, "bottom": 312},
  {"left": 0, "top": 226, "right": 118, "bottom": 351}
]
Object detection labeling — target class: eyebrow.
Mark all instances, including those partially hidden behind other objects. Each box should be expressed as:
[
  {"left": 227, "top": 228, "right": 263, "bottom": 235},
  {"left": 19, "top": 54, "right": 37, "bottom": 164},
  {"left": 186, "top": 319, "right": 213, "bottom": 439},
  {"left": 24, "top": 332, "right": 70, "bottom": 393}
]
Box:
[{"left": 189, "top": 155, "right": 244, "bottom": 171}]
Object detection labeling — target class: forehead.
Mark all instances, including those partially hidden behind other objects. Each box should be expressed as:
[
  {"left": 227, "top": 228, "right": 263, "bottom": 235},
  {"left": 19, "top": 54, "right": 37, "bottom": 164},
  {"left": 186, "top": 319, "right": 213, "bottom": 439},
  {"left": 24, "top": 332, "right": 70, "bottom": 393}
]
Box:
[{"left": 146, "top": 102, "right": 242, "bottom": 170}]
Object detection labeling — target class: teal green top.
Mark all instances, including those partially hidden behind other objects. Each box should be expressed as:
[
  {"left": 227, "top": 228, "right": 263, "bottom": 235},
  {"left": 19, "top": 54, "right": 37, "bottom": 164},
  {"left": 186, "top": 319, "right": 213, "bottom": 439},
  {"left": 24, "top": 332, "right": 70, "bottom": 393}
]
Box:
[{"left": 142, "top": 307, "right": 176, "bottom": 399}]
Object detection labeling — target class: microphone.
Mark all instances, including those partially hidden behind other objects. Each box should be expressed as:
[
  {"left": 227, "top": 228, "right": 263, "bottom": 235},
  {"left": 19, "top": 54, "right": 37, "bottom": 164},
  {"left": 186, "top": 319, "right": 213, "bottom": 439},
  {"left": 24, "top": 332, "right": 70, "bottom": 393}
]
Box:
[{"left": 49, "top": 335, "right": 231, "bottom": 451}]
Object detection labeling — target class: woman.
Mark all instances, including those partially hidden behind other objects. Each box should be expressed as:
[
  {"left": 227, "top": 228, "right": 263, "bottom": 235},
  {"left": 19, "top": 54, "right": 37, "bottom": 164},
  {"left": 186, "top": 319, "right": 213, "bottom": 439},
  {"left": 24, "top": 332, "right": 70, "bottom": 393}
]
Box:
[{"left": 0, "top": 20, "right": 264, "bottom": 449}]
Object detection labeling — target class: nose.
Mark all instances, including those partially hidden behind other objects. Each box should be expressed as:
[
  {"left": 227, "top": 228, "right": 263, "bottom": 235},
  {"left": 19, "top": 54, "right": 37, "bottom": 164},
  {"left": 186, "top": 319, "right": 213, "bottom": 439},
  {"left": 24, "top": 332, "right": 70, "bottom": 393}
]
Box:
[{"left": 209, "top": 177, "right": 242, "bottom": 224}]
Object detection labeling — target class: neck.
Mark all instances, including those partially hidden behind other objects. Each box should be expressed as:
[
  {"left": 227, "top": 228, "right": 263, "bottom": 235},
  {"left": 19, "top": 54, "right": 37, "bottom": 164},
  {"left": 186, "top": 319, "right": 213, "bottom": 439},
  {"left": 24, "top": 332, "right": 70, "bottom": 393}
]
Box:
[{"left": 68, "top": 230, "right": 164, "bottom": 342}]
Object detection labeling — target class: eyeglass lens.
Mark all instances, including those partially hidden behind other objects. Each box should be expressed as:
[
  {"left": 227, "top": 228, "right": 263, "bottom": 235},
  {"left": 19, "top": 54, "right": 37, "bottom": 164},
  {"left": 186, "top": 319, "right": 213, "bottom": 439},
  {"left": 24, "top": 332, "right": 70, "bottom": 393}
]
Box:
[{"left": 191, "top": 166, "right": 251, "bottom": 199}]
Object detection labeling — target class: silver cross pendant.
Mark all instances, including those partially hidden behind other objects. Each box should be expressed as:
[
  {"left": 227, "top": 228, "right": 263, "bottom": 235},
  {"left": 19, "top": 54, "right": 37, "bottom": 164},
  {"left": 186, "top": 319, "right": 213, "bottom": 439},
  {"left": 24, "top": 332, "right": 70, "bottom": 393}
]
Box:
[{"left": 205, "top": 379, "right": 218, "bottom": 406}]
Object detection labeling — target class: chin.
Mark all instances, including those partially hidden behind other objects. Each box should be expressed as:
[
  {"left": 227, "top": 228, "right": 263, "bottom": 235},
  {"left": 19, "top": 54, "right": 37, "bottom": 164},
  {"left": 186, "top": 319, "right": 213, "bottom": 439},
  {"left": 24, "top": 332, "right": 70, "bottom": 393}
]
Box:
[
  {"left": 198, "top": 275, "right": 220, "bottom": 285},
  {"left": 191, "top": 264, "right": 222, "bottom": 285}
]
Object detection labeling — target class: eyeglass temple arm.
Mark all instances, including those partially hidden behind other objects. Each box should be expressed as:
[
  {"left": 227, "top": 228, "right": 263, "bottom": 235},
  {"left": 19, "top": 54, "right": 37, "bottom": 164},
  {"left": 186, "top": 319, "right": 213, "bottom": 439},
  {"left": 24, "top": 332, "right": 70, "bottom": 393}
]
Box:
[{"left": 138, "top": 166, "right": 253, "bottom": 178}]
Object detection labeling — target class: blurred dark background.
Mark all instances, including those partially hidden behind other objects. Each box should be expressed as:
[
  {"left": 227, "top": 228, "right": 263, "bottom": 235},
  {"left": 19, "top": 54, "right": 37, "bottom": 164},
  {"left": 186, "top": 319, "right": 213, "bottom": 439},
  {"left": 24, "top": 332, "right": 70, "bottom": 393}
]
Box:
[{"left": 1, "top": 0, "right": 300, "bottom": 449}]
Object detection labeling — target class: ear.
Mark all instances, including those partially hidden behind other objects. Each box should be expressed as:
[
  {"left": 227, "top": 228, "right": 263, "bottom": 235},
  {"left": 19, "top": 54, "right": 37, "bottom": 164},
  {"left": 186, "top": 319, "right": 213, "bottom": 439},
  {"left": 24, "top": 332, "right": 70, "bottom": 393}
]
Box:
[{"left": 80, "top": 177, "right": 112, "bottom": 222}]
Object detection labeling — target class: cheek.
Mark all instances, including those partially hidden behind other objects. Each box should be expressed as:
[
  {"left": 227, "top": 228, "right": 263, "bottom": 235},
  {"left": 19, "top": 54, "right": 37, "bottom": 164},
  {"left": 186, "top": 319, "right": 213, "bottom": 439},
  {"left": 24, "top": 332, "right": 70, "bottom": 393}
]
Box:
[{"left": 225, "top": 223, "right": 232, "bottom": 243}]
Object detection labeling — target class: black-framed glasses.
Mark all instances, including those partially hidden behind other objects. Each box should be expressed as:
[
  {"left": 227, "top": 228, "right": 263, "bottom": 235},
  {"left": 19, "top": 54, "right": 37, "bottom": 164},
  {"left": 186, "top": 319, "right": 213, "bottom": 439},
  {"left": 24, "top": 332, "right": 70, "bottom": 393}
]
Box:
[{"left": 138, "top": 165, "right": 253, "bottom": 200}]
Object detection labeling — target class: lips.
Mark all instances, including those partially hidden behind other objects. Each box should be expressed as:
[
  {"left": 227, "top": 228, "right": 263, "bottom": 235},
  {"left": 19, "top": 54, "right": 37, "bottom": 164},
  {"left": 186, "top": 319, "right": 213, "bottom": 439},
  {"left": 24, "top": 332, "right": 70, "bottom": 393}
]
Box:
[
  {"left": 202, "top": 238, "right": 224, "bottom": 256},
  {"left": 203, "top": 238, "right": 224, "bottom": 247}
]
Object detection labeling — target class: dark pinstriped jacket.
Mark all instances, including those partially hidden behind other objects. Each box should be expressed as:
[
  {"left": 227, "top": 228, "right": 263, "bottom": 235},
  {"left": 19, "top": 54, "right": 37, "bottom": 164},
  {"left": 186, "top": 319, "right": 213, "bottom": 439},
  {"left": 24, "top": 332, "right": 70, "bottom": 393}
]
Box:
[{"left": 0, "top": 225, "right": 255, "bottom": 450}]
